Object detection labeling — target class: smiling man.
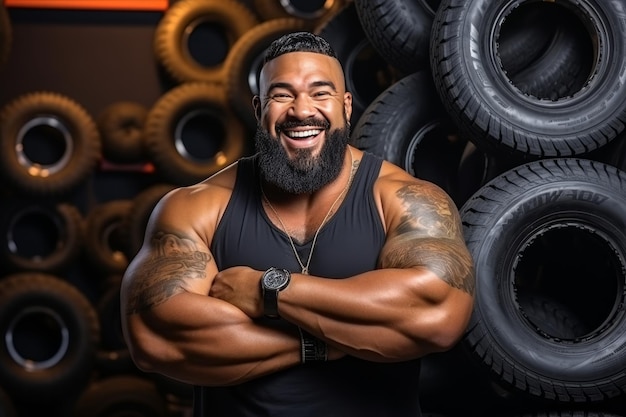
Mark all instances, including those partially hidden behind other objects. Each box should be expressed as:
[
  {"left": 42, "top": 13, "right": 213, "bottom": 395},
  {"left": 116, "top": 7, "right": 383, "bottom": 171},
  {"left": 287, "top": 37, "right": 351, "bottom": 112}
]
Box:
[{"left": 120, "top": 32, "right": 475, "bottom": 417}]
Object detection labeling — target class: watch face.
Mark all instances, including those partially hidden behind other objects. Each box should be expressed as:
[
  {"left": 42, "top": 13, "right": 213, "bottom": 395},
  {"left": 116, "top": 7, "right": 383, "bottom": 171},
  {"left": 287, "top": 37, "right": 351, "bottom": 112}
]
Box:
[{"left": 263, "top": 269, "right": 288, "bottom": 290}]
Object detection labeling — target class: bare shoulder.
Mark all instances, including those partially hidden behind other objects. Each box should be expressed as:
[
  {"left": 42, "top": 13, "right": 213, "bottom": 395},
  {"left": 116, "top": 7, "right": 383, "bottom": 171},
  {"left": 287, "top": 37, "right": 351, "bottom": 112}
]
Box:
[
  {"left": 374, "top": 160, "right": 460, "bottom": 239},
  {"left": 152, "top": 161, "right": 240, "bottom": 240},
  {"left": 373, "top": 160, "right": 474, "bottom": 294}
]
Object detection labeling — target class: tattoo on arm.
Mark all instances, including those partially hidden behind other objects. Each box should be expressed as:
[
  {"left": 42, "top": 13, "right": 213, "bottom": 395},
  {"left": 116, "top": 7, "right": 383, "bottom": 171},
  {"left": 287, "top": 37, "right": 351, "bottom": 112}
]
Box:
[
  {"left": 381, "top": 184, "right": 475, "bottom": 294},
  {"left": 126, "top": 231, "right": 212, "bottom": 314}
]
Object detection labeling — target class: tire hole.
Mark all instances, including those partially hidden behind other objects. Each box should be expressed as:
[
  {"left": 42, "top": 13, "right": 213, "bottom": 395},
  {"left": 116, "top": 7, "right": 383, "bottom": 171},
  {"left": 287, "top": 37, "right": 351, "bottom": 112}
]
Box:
[
  {"left": 499, "top": 2, "right": 594, "bottom": 100},
  {"left": 184, "top": 20, "right": 229, "bottom": 68},
  {"left": 514, "top": 225, "right": 625, "bottom": 340},
  {"left": 17, "top": 117, "right": 72, "bottom": 174},
  {"left": 174, "top": 109, "right": 226, "bottom": 161}
]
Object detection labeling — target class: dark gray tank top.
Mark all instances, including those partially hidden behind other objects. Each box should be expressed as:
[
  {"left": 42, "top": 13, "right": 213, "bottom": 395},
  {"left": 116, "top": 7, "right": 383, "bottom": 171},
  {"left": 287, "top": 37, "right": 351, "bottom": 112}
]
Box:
[{"left": 199, "top": 152, "right": 422, "bottom": 417}]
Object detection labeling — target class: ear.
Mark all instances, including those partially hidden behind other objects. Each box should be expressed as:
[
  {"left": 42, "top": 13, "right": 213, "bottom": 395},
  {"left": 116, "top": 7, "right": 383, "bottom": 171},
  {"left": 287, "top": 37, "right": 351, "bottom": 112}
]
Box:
[
  {"left": 344, "top": 92, "right": 353, "bottom": 124},
  {"left": 252, "top": 95, "right": 262, "bottom": 121}
]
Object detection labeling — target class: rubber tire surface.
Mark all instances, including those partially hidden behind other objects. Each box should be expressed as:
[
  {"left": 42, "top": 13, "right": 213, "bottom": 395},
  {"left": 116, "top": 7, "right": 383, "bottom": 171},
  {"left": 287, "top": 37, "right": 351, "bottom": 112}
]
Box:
[
  {"left": 0, "top": 201, "right": 84, "bottom": 273},
  {"left": 508, "top": 13, "right": 591, "bottom": 101},
  {"left": 84, "top": 199, "right": 132, "bottom": 276},
  {"left": 460, "top": 158, "right": 626, "bottom": 403},
  {"left": 154, "top": 0, "right": 258, "bottom": 84},
  {"left": 430, "top": 0, "right": 626, "bottom": 159},
  {"left": 355, "top": 0, "right": 439, "bottom": 74},
  {"left": 144, "top": 82, "right": 245, "bottom": 185},
  {"left": 0, "top": 91, "right": 101, "bottom": 195},
  {"left": 0, "top": 273, "right": 100, "bottom": 403},
  {"left": 350, "top": 70, "right": 467, "bottom": 206},
  {"left": 96, "top": 101, "right": 148, "bottom": 164}
]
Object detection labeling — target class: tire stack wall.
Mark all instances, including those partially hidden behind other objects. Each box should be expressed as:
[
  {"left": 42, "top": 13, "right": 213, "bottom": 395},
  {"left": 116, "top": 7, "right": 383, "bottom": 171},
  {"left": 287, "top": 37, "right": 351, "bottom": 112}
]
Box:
[{"left": 0, "top": 1, "right": 625, "bottom": 416}]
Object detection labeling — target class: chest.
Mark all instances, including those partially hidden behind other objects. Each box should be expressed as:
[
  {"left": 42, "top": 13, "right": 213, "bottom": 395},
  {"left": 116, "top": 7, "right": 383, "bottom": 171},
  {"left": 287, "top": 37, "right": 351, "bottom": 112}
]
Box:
[{"left": 212, "top": 194, "right": 386, "bottom": 278}]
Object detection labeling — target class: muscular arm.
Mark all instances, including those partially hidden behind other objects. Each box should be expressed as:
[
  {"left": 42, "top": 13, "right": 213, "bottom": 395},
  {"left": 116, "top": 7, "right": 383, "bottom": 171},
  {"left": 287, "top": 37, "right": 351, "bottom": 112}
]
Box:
[
  {"left": 277, "top": 169, "right": 475, "bottom": 362},
  {"left": 120, "top": 183, "right": 301, "bottom": 387}
]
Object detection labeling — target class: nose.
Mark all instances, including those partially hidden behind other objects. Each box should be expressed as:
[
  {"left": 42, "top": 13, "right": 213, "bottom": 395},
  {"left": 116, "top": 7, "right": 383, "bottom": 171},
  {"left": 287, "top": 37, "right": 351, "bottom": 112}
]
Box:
[{"left": 288, "top": 93, "right": 316, "bottom": 119}]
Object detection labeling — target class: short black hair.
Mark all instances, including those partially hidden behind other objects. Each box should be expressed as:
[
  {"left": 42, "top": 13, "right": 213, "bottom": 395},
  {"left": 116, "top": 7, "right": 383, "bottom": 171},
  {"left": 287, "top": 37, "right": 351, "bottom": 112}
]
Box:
[{"left": 263, "top": 31, "right": 337, "bottom": 64}]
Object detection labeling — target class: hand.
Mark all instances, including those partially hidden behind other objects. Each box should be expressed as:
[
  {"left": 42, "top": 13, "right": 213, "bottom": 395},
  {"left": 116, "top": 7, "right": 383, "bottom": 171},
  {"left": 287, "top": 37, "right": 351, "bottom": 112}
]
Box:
[{"left": 209, "top": 266, "right": 263, "bottom": 318}]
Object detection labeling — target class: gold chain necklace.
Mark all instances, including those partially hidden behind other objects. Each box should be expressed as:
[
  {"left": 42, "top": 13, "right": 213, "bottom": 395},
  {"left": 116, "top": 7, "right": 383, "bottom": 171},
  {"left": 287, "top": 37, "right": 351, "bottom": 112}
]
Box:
[{"left": 261, "top": 147, "right": 355, "bottom": 275}]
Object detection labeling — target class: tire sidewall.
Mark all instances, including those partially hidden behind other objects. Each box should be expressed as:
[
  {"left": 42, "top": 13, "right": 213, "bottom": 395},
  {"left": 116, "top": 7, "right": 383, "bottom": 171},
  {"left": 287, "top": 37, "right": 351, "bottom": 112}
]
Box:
[
  {"left": 144, "top": 82, "right": 245, "bottom": 185},
  {"left": 0, "top": 273, "right": 100, "bottom": 402},
  {"left": 432, "top": 0, "right": 626, "bottom": 157},
  {"left": 0, "top": 92, "right": 101, "bottom": 195},
  {"left": 461, "top": 159, "right": 626, "bottom": 398}
]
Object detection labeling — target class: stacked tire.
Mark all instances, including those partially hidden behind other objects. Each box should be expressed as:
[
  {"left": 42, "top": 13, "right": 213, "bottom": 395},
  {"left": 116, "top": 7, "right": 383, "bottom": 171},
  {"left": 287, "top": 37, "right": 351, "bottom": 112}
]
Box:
[
  {"left": 351, "top": 0, "right": 626, "bottom": 416},
  {"left": 0, "top": 2, "right": 351, "bottom": 417}
]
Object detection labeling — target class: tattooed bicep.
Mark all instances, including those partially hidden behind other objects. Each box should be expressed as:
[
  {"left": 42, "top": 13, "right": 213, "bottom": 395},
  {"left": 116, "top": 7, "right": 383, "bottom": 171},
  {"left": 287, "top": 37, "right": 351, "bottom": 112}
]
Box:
[
  {"left": 380, "top": 183, "right": 475, "bottom": 294},
  {"left": 391, "top": 183, "right": 462, "bottom": 240},
  {"left": 125, "top": 231, "right": 213, "bottom": 314}
]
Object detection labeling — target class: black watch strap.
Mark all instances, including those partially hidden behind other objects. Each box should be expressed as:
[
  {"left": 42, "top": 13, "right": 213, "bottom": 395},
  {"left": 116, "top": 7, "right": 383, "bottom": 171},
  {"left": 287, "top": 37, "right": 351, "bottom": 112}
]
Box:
[
  {"left": 261, "top": 267, "right": 291, "bottom": 318},
  {"left": 263, "top": 288, "right": 280, "bottom": 318},
  {"left": 298, "top": 328, "right": 328, "bottom": 363}
]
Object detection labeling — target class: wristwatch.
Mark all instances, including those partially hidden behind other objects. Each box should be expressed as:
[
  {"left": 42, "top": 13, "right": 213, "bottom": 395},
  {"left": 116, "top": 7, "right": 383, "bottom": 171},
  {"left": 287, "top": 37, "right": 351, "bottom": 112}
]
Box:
[{"left": 261, "top": 267, "right": 291, "bottom": 318}]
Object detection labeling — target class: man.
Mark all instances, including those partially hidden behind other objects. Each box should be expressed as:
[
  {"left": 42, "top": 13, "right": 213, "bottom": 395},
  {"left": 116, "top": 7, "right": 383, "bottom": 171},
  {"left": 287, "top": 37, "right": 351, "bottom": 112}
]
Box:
[{"left": 120, "top": 32, "right": 475, "bottom": 417}]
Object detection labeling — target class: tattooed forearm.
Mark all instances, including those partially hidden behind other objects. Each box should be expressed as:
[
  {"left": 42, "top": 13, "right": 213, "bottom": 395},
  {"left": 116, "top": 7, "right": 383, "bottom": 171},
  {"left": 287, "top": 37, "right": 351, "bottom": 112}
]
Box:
[
  {"left": 382, "top": 184, "right": 475, "bottom": 294},
  {"left": 126, "top": 231, "right": 212, "bottom": 314}
]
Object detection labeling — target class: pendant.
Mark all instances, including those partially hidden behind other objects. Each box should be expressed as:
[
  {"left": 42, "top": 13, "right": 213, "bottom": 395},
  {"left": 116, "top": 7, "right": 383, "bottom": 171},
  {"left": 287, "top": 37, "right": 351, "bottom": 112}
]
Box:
[{"left": 301, "top": 267, "right": 309, "bottom": 275}]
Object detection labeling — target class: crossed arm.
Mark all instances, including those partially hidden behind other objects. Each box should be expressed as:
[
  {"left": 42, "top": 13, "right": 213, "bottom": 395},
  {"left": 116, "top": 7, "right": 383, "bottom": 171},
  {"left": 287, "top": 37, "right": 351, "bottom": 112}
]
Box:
[
  {"left": 214, "top": 177, "right": 475, "bottom": 362},
  {"left": 120, "top": 168, "right": 475, "bottom": 386},
  {"left": 285, "top": 181, "right": 473, "bottom": 361}
]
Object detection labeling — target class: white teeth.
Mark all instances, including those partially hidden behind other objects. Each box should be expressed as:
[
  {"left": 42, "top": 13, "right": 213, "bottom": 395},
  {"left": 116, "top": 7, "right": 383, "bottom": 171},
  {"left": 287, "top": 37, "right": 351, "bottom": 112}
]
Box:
[{"left": 285, "top": 129, "right": 321, "bottom": 138}]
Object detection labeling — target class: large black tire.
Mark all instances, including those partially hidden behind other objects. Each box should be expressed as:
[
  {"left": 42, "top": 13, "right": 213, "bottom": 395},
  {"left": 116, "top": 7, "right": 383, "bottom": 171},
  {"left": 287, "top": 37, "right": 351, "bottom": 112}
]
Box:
[
  {"left": 84, "top": 199, "right": 132, "bottom": 276},
  {"left": 0, "top": 3, "right": 11, "bottom": 71},
  {"left": 72, "top": 375, "right": 167, "bottom": 417},
  {"left": 0, "top": 91, "right": 102, "bottom": 196},
  {"left": 350, "top": 71, "right": 468, "bottom": 206},
  {"left": 460, "top": 158, "right": 626, "bottom": 403},
  {"left": 154, "top": 0, "right": 258, "bottom": 84},
  {"left": 315, "top": 2, "right": 398, "bottom": 127},
  {"left": 355, "top": 0, "right": 439, "bottom": 74},
  {"left": 96, "top": 101, "right": 148, "bottom": 164},
  {"left": 430, "top": 0, "right": 626, "bottom": 159},
  {"left": 144, "top": 82, "right": 246, "bottom": 185},
  {"left": 0, "top": 273, "right": 100, "bottom": 404},
  {"left": 0, "top": 201, "right": 84, "bottom": 273},
  {"left": 224, "top": 18, "right": 308, "bottom": 132}
]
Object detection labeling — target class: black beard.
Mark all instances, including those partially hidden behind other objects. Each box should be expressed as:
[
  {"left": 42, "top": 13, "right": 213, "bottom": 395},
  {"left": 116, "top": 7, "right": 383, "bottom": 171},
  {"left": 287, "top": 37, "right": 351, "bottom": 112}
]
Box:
[{"left": 255, "top": 123, "right": 351, "bottom": 194}]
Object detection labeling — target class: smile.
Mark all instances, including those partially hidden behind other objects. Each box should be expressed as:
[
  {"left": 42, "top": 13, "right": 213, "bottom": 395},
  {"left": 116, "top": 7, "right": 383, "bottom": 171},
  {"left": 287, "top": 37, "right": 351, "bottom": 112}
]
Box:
[{"left": 284, "top": 129, "right": 322, "bottom": 139}]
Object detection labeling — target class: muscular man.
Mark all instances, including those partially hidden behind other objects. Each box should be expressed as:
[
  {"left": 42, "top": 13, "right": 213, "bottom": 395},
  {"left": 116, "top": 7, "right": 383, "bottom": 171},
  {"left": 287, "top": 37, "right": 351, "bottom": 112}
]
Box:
[{"left": 120, "top": 32, "right": 475, "bottom": 417}]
